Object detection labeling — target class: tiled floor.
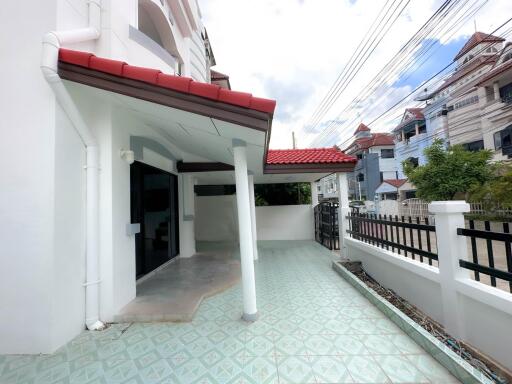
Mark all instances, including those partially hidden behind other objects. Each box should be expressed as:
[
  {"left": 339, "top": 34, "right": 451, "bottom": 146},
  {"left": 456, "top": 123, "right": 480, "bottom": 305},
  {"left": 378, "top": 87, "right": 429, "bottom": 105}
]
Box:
[{"left": 0, "top": 241, "right": 460, "bottom": 383}]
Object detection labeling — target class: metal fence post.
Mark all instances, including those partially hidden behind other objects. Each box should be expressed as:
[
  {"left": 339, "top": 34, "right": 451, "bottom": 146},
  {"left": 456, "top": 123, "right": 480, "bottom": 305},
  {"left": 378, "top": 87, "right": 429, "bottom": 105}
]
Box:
[{"left": 429, "top": 201, "right": 470, "bottom": 339}]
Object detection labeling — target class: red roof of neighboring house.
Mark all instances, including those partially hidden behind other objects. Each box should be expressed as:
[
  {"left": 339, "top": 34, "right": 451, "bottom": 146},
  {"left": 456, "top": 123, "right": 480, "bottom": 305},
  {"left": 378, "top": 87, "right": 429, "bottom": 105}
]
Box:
[
  {"left": 405, "top": 108, "right": 424, "bottom": 119},
  {"left": 455, "top": 32, "right": 505, "bottom": 60},
  {"left": 58, "top": 49, "right": 275, "bottom": 114},
  {"left": 211, "top": 69, "right": 229, "bottom": 81},
  {"left": 354, "top": 123, "right": 370, "bottom": 134},
  {"left": 383, "top": 179, "right": 407, "bottom": 188},
  {"left": 345, "top": 133, "right": 394, "bottom": 152},
  {"left": 266, "top": 148, "right": 357, "bottom": 165}
]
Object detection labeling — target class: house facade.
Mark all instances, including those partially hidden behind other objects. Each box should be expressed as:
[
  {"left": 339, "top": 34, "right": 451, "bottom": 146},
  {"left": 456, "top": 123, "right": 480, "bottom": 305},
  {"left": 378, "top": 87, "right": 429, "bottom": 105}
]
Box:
[
  {"left": 344, "top": 124, "right": 397, "bottom": 201},
  {"left": 427, "top": 32, "right": 511, "bottom": 159},
  {"left": 1, "top": 0, "right": 357, "bottom": 355},
  {"left": 393, "top": 108, "right": 428, "bottom": 179}
]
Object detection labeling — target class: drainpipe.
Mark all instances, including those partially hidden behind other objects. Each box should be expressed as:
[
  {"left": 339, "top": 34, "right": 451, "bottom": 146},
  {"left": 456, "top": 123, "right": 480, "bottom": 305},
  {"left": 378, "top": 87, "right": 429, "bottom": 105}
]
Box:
[{"left": 40, "top": 0, "right": 105, "bottom": 331}]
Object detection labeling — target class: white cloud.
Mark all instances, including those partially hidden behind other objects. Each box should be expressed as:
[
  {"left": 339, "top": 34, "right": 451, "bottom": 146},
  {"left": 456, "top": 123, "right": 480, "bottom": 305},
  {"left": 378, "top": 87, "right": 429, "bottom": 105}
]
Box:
[{"left": 199, "top": 0, "right": 512, "bottom": 149}]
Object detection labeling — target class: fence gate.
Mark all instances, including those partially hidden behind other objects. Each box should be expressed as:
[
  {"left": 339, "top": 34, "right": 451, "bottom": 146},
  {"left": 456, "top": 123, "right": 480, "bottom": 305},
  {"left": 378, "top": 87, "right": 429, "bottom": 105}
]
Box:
[{"left": 314, "top": 202, "right": 339, "bottom": 250}]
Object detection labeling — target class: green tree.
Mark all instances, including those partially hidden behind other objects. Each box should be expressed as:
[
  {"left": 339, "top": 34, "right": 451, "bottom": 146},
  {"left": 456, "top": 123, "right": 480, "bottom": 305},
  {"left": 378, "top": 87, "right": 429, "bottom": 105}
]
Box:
[
  {"left": 468, "top": 163, "right": 512, "bottom": 209},
  {"left": 403, "top": 139, "right": 495, "bottom": 201}
]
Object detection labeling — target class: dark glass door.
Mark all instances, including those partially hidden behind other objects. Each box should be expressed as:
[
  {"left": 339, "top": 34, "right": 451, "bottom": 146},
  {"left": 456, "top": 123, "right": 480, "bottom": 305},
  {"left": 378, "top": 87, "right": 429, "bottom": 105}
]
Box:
[{"left": 131, "top": 161, "right": 179, "bottom": 278}]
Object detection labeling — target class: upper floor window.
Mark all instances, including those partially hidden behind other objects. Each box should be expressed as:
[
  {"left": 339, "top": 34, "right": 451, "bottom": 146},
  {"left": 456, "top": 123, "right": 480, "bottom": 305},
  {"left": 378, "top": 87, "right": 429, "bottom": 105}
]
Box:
[
  {"left": 407, "top": 157, "right": 419, "bottom": 168},
  {"left": 494, "top": 131, "right": 502, "bottom": 150},
  {"left": 500, "top": 83, "right": 512, "bottom": 104},
  {"left": 381, "top": 149, "right": 394, "bottom": 159},
  {"left": 356, "top": 153, "right": 363, "bottom": 160},
  {"left": 462, "top": 140, "right": 484, "bottom": 152}
]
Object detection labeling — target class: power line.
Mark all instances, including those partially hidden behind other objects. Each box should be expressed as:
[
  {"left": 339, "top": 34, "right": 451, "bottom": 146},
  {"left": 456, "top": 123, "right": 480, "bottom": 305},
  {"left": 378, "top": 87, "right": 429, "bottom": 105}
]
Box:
[
  {"left": 310, "top": 0, "right": 481, "bottom": 147},
  {"left": 305, "top": 0, "right": 411, "bottom": 132},
  {"left": 308, "top": 0, "right": 486, "bottom": 147}
]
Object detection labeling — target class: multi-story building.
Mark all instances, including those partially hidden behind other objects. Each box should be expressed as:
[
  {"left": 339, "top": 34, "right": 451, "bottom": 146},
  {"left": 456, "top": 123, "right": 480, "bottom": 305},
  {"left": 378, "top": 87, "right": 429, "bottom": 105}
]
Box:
[
  {"left": 393, "top": 108, "right": 428, "bottom": 178},
  {"left": 343, "top": 124, "right": 397, "bottom": 200},
  {"left": 426, "top": 32, "right": 507, "bottom": 153},
  {"left": 475, "top": 43, "right": 512, "bottom": 161}
]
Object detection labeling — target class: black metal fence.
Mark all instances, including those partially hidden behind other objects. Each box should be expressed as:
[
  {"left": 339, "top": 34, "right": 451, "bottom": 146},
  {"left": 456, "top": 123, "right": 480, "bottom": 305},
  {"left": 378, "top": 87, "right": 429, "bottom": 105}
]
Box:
[
  {"left": 346, "top": 212, "right": 438, "bottom": 265},
  {"left": 457, "top": 220, "right": 512, "bottom": 292},
  {"left": 314, "top": 202, "right": 339, "bottom": 250}
]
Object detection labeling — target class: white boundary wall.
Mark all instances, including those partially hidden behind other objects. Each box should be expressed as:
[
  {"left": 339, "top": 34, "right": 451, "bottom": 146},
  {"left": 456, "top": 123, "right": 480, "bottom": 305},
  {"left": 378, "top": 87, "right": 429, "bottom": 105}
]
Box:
[
  {"left": 343, "top": 201, "right": 512, "bottom": 371},
  {"left": 195, "top": 196, "right": 314, "bottom": 241}
]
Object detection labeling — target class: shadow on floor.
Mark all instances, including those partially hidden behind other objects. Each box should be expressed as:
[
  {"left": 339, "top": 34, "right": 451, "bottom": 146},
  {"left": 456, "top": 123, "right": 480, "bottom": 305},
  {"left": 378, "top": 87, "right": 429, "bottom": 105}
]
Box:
[{"left": 115, "top": 244, "right": 240, "bottom": 322}]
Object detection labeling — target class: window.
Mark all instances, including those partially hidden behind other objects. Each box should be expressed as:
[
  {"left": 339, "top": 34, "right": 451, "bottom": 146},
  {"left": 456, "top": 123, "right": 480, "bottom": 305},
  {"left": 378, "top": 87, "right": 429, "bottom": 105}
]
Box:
[
  {"left": 356, "top": 153, "right": 363, "bottom": 160},
  {"left": 462, "top": 140, "right": 484, "bottom": 152},
  {"left": 357, "top": 173, "right": 365, "bottom": 182},
  {"left": 407, "top": 157, "right": 419, "bottom": 168},
  {"left": 381, "top": 149, "right": 394, "bottom": 158},
  {"left": 418, "top": 124, "right": 427, "bottom": 134},
  {"left": 380, "top": 172, "right": 384, "bottom": 182},
  {"left": 500, "top": 83, "right": 512, "bottom": 103},
  {"left": 501, "top": 125, "right": 512, "bottom": 156},
  {"left": 494, "top": 131, "right": 502, "bottom": 150}
]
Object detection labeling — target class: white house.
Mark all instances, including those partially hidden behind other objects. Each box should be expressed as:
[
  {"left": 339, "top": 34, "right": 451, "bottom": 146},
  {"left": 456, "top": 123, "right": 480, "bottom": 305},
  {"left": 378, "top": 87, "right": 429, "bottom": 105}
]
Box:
[{"left": 1, "top": 0, "right": 357, "bottom": 355}]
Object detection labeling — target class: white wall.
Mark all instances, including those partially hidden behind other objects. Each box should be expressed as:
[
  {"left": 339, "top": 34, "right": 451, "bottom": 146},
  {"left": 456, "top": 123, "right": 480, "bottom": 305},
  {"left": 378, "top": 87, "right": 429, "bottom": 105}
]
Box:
[
  {"left": 345, "top": 237, "right": 512, "bottom": 371},
  {"left": 256, "top": 205, "right": 314, "bottom": 241},
  {"left": 1, "top": 0, "right": 64, "bottom": 354},
  {"left": 195, "top": 195, "right": 239, "bottom": 242},
  {"left": 195, "top": 196, "right": 315, "bottom": 242}
]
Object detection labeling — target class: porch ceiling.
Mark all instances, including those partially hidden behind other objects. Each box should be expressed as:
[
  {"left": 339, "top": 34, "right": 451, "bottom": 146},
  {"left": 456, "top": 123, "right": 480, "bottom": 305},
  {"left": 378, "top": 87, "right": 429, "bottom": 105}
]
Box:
[{"left": 63, "top": 81, "right": 269, "bottom": 174}]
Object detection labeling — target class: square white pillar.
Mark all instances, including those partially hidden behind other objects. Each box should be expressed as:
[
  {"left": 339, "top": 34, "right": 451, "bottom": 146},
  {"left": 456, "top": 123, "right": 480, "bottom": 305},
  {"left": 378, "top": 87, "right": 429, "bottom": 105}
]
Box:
[
  {"left": 248, "top": 173, "right": 258, "bottom": 261},
  {"left": 311, "top": 182, "right": 319, "bottom": 206},
  {"left": 233, "top": 139, "right": 258, "bottom": 321},
  {"left": 336, "top": 172, "right": 350, "bottom": 257},
  {"left": 429, "top": 201, "right": 470, "bottom": 339}
]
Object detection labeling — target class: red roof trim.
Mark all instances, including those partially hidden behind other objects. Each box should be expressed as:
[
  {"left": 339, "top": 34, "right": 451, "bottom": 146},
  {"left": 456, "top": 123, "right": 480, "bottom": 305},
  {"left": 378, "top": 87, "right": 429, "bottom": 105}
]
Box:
[
  {"left": 58, "top": 48, "right": 276, "bottom": 114},
  {"left": 266, "top": 148, "right": 357, "bottom": 165}
]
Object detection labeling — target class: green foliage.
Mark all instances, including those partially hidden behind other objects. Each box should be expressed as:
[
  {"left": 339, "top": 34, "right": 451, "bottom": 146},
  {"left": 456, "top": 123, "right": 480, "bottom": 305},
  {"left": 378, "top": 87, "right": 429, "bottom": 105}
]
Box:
[
  {"left": 468, "top": 163, "right": 512, "bottom": 210},
  {"left": 403, "top": 139, "right": 495, "bottom": 201},
  {"left": 254, "top": 182, "right": 311, "bottom": 206}
]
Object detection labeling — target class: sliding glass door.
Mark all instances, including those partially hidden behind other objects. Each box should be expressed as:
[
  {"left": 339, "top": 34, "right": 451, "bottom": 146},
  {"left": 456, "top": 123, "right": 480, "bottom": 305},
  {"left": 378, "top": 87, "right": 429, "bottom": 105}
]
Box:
[{"left": 131, "top": 162, "right": 179, "bottom": 278}]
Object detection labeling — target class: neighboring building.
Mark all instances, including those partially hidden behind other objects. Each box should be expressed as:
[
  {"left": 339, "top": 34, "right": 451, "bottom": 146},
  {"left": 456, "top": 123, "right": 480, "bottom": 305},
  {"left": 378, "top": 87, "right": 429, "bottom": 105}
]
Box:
[
  {"left": 475, "top": 43, "right": 512, "bottom": 161},
  {"left": 211, "top": 69, "right": 231, "bottom": 89},
  {"left": 393, "top": 108, "right": 428, "bottom": 178},
  {"left": 427, "top": 32, "right": 506, "bottom": 153},
  {"left": 343, "top": 123, "right": 397, "bottom": 200},
  {"left": 374, "top": 178, "right": 408, "bottom": 201}
]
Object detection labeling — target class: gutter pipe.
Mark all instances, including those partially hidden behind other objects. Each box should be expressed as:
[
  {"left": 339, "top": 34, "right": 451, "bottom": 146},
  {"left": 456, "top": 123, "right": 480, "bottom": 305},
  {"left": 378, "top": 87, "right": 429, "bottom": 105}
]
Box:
[{"left": 40, "top": 0, "right": 105, "bottom": 331}]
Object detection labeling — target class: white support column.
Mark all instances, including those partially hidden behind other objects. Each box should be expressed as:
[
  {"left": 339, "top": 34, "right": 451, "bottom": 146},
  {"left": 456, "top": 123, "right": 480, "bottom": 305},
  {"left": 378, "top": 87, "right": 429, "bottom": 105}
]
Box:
[
  {"left": 180, "top": 174, "right": 196, "bottom": 258},
  {"left": 429, "top": 201, "right": 470, "bottom": 339},
  {"left": 336, "top": 173, "right": 350, "bottom": 258},
  {"left": 248, "top": 173, "right": 258, "bottom": 261},
  {"left": 311, "top": 182, "right": 319, "bottom": 206},
  {"left": 233, "top": 139, "right": 258, "bottom": 321}
]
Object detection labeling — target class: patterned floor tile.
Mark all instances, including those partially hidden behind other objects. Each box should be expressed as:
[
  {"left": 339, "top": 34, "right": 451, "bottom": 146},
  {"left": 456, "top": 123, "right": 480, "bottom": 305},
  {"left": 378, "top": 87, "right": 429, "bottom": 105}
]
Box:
[
  {"left": 406, "top": 354, "right": 460, "bottom": 383},
  {"left": 276, "top": 355, "right": 316, "bottom": 384},
  {"left": 373, "top": 355, "right": 429, "bottom": 383},
  {"left": 342, "top": 355, "right": 390, "bottom": 383},
  {"left": 0, "top": 241, "right": 463, "bottom": 384},
  {"left": 310, "top": 355, "right": 354, "bottom": 383}
]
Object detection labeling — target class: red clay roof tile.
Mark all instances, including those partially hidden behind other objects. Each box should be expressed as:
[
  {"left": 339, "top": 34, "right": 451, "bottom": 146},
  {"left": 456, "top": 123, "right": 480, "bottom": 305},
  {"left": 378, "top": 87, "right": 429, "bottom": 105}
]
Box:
[
  {"left": 266, "top": 148, "right": 357, "bottom": 165},
  {"left": 58, "top": 48, "right": 276, "bottom": 114}
]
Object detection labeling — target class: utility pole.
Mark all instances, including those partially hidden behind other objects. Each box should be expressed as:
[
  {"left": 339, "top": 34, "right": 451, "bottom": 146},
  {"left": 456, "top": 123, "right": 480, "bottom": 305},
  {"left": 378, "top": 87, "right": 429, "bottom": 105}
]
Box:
[{"left": 292, "top": 131, "right": 296, "bottom": 149}]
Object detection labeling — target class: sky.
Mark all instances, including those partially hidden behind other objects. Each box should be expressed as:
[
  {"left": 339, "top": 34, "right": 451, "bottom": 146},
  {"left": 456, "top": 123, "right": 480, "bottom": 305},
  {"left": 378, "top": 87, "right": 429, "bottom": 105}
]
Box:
[{"left": 199, "top": 0, "right": 512, "bottom": 149}]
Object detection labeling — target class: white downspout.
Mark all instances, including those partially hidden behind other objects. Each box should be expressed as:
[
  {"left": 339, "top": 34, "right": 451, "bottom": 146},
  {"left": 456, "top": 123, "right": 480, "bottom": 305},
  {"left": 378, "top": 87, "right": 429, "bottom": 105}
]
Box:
[{"left": 40, "top": 0, "right": 105, "bottom": 331}]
